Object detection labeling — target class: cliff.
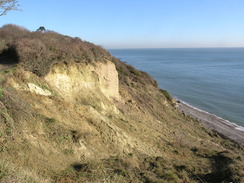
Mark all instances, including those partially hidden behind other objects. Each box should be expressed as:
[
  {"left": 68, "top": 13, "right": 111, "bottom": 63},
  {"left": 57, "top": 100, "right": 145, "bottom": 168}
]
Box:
[{"left": 0, "top": 25, "right": 243, "bottom": 183}]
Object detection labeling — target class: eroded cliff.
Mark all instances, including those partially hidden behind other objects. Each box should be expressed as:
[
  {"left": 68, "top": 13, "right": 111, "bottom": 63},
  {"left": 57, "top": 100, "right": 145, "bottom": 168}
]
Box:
[{"left": 0, "top": 25, "right": 243, "bottom": 183}]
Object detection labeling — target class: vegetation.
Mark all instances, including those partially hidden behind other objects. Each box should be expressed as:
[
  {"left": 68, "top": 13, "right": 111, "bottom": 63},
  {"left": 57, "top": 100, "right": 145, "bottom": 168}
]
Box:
[
  {"left": 0, "top": 160, "right": 50, "bottom": 182},
  {"left": 0, "top": 86, "right": 3, "bottom": 98},
  {"left": 36, "top": 26, "right": 46, "bottom": 33},
  {"left": 160, "top": 89, "right": 172, "bottom": 102},
  {"left": 0, "top": 0, "right": 18, "bottom": 16},
  {"left": 0, "top": 25, "right": 243, "bottom": 182},
  {"left": 0, "top": 24, "right": 111, "bottom": 76}
]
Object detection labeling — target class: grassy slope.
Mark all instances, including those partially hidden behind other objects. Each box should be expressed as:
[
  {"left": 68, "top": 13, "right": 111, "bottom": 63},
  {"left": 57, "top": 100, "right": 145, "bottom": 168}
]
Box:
[{"left": 0, "top": 25, "right": 243, "bottom": 183}]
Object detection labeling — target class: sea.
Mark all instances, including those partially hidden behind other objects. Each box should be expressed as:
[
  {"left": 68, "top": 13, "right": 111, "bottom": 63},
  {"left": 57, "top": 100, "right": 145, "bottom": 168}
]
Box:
[{"left": 109, "top": 48, "right": 244, "bottom": 127}]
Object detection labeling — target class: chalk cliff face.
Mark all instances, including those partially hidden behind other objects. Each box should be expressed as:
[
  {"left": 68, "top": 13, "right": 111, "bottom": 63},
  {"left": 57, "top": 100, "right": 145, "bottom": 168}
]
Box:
[{"left": 0, "top": 25, "right": 243, "bottom": 183}]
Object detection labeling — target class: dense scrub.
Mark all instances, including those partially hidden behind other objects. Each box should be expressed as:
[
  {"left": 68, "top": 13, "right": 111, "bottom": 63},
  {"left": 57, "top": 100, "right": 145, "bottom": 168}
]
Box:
[{"left": 0, "top": 24, "right": 111, "bottom": 76}]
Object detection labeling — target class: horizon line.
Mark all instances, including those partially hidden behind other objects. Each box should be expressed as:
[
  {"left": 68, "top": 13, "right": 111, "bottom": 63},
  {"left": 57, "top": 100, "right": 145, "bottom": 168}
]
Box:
[{"left": 107, "top": 46, "right": 244, "bottom": 50}]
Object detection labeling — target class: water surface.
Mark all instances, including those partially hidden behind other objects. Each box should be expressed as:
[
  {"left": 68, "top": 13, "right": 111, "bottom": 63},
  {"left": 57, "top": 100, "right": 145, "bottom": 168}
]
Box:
[{"left": 109, "top": 48, "right": 244, "bottom": 127}]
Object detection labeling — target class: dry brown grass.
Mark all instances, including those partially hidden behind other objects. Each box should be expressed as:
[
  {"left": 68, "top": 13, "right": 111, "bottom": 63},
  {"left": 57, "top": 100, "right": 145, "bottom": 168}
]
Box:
[
  {"left": 0, "top": 160, "right": 51, "bottom": 183},
  {"left": 0, "top": 62, "right": 242, "bottom": 183},
  {"left": 0, "top": 24, "right": 111, "bottom": 76}
]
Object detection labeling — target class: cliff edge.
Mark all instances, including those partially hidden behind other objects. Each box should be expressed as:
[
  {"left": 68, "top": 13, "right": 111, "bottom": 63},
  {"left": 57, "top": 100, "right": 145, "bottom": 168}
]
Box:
[{"left": 0, "top": 24, "right": 243, "bottom": 183}]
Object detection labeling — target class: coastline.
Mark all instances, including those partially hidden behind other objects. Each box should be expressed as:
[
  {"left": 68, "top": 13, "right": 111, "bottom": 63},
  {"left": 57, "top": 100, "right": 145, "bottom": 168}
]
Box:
[{"left": 176, "top": 99, "right": 244, "bottom": 146}]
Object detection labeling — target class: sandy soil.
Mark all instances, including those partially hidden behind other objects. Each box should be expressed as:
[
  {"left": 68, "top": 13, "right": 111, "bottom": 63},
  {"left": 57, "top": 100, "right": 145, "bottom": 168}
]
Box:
[{"left": 177, "top": 100, "right": 244, "bottom": 146}]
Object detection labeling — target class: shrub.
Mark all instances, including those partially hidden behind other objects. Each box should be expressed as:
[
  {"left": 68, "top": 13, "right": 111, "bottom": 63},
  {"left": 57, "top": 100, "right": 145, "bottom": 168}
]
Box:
[
  {"left": 127, "top": 65, "right": 141, "bottom": 76},
  {"left": 0, "top": 24, "right": 112, "bottom": 76},
  {"left": 160, "top": 89, "right": 172, "bottom": 102}
]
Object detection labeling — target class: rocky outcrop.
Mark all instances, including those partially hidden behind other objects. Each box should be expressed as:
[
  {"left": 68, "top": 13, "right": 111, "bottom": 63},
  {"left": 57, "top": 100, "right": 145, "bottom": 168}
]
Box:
[{"left": 45, "top": 61, "right": 120, "bottom": 102}]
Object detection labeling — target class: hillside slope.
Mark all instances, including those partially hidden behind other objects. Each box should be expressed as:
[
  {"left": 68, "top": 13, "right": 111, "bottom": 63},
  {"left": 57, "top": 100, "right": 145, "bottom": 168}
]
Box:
[{"left": 0, "top": 25, "right": 243, "bottom": 183}]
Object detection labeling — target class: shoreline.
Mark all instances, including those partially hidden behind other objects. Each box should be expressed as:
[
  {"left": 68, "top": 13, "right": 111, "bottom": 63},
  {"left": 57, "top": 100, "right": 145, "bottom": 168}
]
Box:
[{"left": 176, "top": 99, "right": 244, "bottom": 146}]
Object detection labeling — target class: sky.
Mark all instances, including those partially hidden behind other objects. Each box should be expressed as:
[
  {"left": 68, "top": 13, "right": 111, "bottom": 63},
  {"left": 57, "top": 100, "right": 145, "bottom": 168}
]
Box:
[{"left": 1, "top": 0, "right": 244, "bottom": 49}]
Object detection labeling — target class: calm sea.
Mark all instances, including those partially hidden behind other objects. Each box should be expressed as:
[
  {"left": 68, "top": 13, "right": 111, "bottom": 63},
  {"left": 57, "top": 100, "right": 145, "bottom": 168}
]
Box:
[{"left": 109, "top": 48, "right": 244, "bottom": 127}]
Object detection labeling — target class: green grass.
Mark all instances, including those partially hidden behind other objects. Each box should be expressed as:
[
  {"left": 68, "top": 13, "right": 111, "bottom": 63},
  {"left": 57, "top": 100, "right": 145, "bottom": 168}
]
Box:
[
  {"left": 45, "top": 117, "right": 56, "bottom": 125},
  {"left": 160, "top": 89, "right": 172, "bottom": 102},
  {"left": 58, "top": 135, "right": 70, "bottom": 143},
  {"left": 33, "top": 79, "right": 50, "bottom": 91},
  {"left": 32, "top": 79, "right": 56, "bottom": 95},
  {"left": 63, "top": 148, "right": 74, "bottom": 155},
  {"left": 0, "top": 87, "right": 3, "bottom": 98},
  {"left": 0, "top": 67, "right": 16, "bottom": 75},
  {"left": 0, "top": 146, "right": 7, "bottom": 152},
  {"left": 0, "top": 161, "right": 9, "bottom": 181},
  {"left": 127, "top": 65, "right": 141, "bottom": 76}
]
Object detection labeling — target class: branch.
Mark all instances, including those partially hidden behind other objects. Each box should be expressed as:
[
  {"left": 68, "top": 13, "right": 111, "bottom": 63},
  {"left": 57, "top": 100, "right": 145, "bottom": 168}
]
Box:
[{"left": 0, "top": 0, "right": 19, "bottom": 16}]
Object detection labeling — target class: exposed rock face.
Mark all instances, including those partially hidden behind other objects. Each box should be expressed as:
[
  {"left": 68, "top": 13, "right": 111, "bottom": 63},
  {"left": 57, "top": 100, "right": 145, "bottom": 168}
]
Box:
[
  {"left": 44, "top": 61, "right": 120, "bottom": 102},
  {"left": 94, "top": 61, "right": 120, "bottom": 100},
  {"left": 27, "top": 83, "right": 52, "bottom": 96}
]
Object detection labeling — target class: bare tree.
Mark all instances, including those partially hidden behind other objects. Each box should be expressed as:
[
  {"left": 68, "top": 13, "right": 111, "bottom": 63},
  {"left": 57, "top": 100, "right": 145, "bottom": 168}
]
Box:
[{"left": 0, "top": 0, "right": 19, "bottom": 16}]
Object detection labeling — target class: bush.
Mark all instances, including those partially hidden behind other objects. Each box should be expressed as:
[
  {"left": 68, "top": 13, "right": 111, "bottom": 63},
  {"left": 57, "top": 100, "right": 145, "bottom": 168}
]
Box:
[
  {"left": 0, "top": 24, "right": 112, "bottom": 76},
  {"left": 160, "top": 89, "right": 172, "bottom": 102}
]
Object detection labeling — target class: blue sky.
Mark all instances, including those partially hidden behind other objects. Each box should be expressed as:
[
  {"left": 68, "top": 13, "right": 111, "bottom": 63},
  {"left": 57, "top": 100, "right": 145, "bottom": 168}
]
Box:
[{"left": 1, "top": 0, "right": 244, "bottom": 48}]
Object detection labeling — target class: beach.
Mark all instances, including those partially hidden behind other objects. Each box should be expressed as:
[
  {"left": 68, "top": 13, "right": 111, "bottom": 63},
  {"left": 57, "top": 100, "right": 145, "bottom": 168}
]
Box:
[
  {"left": 177, "top": 100, "right": 244, "bottom": 146},
  {"left": 110, "top": 48, "right": 244, "bottom": 127}
]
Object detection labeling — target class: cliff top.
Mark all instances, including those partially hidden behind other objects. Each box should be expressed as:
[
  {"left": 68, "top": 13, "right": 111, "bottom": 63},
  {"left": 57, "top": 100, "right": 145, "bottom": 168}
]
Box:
[{"left": 0, "top": 24, "right": 111, "bottom": 76}]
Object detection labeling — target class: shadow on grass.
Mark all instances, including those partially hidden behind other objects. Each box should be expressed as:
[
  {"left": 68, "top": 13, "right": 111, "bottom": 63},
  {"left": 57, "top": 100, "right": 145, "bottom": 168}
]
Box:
[
  {"left": 0, "top": 47, "right": 19, "bottom": 65},
  {"left": 194, "top": 152, "right": 235, "bottom": 183},
  {"left": 72, "top": 163, "right": 89, "bottom": 172}
]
